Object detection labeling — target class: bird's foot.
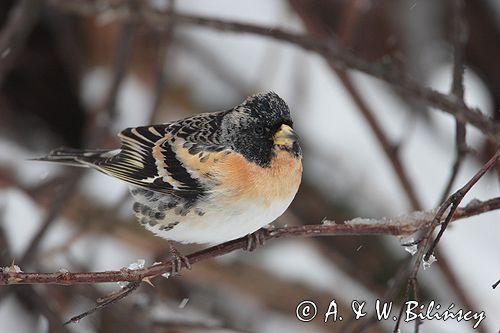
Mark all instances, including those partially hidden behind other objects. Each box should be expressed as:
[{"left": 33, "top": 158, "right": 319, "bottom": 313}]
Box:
[
  {"left": 168, "top": 243, "right": 191, "bottom": 277},
  {"left": 245, "top": 228, "right": 269, "bottom": 251}
]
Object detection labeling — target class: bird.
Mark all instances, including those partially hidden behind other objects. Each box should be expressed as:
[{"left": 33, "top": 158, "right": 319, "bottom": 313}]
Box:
[{"left": 37, "top": 92, "right": 302, "bottom": 272}]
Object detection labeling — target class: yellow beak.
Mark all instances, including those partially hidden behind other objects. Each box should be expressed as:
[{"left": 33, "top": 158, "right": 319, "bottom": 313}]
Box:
[{"left": 273, "top": 124, "right": 298, "bottom": 146}]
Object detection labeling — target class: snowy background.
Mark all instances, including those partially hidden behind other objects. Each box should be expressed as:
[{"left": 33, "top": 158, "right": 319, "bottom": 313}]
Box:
[{"left": 0, "top": 0, "right": 499, "bottom": 332}]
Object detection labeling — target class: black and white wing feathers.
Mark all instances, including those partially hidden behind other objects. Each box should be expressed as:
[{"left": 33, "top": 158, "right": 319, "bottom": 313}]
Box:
[{"left": 39, "top": 112, "right": 229, "bottom": 199}]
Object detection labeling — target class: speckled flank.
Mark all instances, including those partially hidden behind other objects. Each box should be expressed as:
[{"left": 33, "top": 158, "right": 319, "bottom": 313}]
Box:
[
  {"left": 159, "top": 221, "right": 179, "bottom": 231},
  {"left": 130, "top": 188, "right": 196, "bottom": 229}
]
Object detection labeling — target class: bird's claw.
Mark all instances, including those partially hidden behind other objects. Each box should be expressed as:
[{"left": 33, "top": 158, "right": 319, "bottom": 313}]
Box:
[
  {"left": 168, "top": 243, "right": 191, "bottom": 277},
  {"left": 245, "top": 228, "right": 268, "bottom": 251}
]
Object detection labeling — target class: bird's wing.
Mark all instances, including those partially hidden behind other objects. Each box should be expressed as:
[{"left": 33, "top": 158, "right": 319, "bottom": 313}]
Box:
[{"left": 79, "top": 112, "right": 229, "bottom": 199}]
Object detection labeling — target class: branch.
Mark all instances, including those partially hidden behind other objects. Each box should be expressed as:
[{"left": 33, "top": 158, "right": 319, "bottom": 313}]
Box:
[
  {"left": 2, "top": 196, "right": 499, "bottom": 286},
  {"left": 391, "top": 149, "right": 499, "bottom": 333},
  {"left": 291, "top": 1, "right": 422, "bottom": 211},
  {"left": 20, "top": 170, "right": 83, "bottom": 266},
  {"left": 337, "top": 72, "right": 423, "bottom": 210},
  {"left": 425, "top": 149, "right": 500, "bottom": 261},
  {"left": 440, "top": 0, "right": 469, "bottom": 202},
  {"left": 150, "top": 0, "right": 176, "bottom": 116},
  {"left": 46, "top": 0, "right": 500, "bottom": 143},
  {"left": 102, "top": 0, "right": 138, "bottom": 120},
  {"left": 63, "top": 281, "right": 140, "bottom": 325}
]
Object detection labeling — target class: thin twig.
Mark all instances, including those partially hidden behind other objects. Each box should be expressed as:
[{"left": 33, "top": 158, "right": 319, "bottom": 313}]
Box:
[
  {"left": 440, "top": 0, "right": 469, "bottom": 202},
  {"left": 393, "top": 277, "right": 420, "bottom": 333},
  {"left": 433, "top": 248, "right": 485, "bottom": 333},
  {"left": 351, "top": 257, "right": 413, "bottom": 333},
  {"left": 0, "top": 218, "right": 69, "bottom": 332},
  {"left": 63, "top": 281, "right": 140, "bottom": 325},
  {"left": 425, "top": 149, "right": 500, "bottom": 260},
  {"left": 176, "top": 37, "right": 249, "bottom": 96},
  {"left": 411, "top": 149, "right": 500, "bottom": 273},
  {"left": 428, "top": 4, "right": 486, "bottom": 331},
  {"left": 102, "top": 2, "right": 138, "bottom": 120},
  {"left": 150, "top": 0, "right": 176, "bottom": 116},
  {"left": 295, "top": 1, "right": 422, "bottom": 211},
  {"left": 410, "top": 278, "right": 421, "bottom": 333},
  {"left": 439, "top": 122, "right": 467, "bottom": 201},
  {"left": 46, "top": 0, "right": 500, "bottom": 143},
  {"left": 20, "top": 170, "right": 83, "bottom": 266},
  {"left": 18, "top": 0, "right": 139, "bottom": 267},
  {"left": 389, "top": 149, "right": 500, "bottom": 333},
  {"left": 1, "top": 196, "right": 498, "bottom": 286},
  {"left": 15, "top": 286, "right": 71, "bottom": 333},
  {"left": 335, "top": 71, "right": 422, "bottom": 210},
  {"left": 0, "top": 221, "right": 12, "bottom": 300},
  {"left": 164, "top": 13, "right": 498, "bottom": 143}
]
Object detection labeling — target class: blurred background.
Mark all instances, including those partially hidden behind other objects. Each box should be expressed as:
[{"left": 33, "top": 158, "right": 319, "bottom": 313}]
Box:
[{"left": 0, "top": 0, "right": 499, "bottom": 332}]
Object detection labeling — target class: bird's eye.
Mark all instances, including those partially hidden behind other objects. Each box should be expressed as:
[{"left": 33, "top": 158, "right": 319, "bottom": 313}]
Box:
[{"left": 254, "top": 126, "right": 264, "bottom": 135}]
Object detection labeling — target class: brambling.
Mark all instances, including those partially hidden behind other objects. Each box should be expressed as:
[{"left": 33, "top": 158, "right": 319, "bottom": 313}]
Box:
[{"left": 39, "top": 92, "right": 302, "bottom": 270}]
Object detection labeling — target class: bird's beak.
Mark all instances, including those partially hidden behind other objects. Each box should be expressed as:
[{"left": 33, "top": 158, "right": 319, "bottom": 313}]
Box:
[{"left": 273, "top": 124, "right": 298, "bottom": 146}]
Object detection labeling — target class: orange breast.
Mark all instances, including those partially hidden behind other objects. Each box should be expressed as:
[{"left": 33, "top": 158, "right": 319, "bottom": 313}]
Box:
[{"left": 215, "top": 150, "right": 303, "bottom": 202}]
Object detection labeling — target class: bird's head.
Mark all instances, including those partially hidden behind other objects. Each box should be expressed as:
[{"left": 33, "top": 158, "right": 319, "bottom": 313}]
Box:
[{"left": 222, "top": 92, "right": 302, "bottom": 167}]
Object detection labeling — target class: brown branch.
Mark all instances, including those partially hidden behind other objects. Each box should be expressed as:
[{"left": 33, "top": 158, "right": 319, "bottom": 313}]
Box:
[
  {"left": 102, "top": 1, "right": 138, "bottom": 120},
  {"left": 0, "top": 222, "right": 69, "bottom": 332},
  {"left": 392, "top": 150, "right": 499, "bottom": 333},
  {"left": 350, "top": 256, "right": 414, "bottom": 333},
  {"left": 1, "top": 196, "right": 498, "bottom": 286},
  {"left": 406, "top": 150, "right": 499, "bottom": 276},
  {"left": 336, "top": 69, "right": 422, "bottom": 210},
  {"left": 46, "top": 0, "right": 500, "bottom": 143},
  {"left": 18, "top": 1, "right": 140, "bottom": 266},
  {"left": 440, "top": 122, "right": 467, "bottom": 202},
  {"left": 18, "top": 23, "right": 132, "bottom": 261},
  {"left": 450, "top": 0, "right": 466, "bottom": 102},
  {"left": 293, "top": 1, "right": 422, "bottom": 211},
  {"left": 164, "top": 14, "right": 500, "bottom": 141},
  {"left": 20, "top": 170, "right": 83, "bottom": 266},
  {"left": 433, "top": 248, "right": 485, "bottom": 333},
  {"left": 14, "top": 285, "right": 71, "bottom": 333},
  {"left": 158, "top": 14, "right": 495, "bottom": 141},
  {"left": 290, "top": 8, "right": 477, "bottom": 331},
  {"left": 394, "top": 277, "right": 420, "bottom": 333},
  {"left": 176, "top": 37, "right": 249, "bottom": 96},
  {"left": 150, "top": 0, "right": 176, "bottom": 117},
  {"left": 63, "top": 281, "right": 140, "bottom": 325},
  {"left": 430, "top": 4, "right": 486, "bottom": 332},
  {"left": 17, "top": 0, "right": 139, "bottom": 265},
  {"left": 440, "top": 0, "right": 469, "bottom": 202},
  {"left": 424, "top": 149, "right": 500, "bottom": 261}
]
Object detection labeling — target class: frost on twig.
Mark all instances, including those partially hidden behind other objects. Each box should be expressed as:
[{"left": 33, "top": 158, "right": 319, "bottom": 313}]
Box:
[
  {"left": 423, "top": 254, "right": 437, "bottom": 270},
  {"left": 1, "top": 264, "right": 22, "bottom": 273},
  {"left": 1, "top": 262, "right": 23, "bottom": 284},
  {"left": 118, "top": 259, "right": 146, "bottom": 288},
  {"left": 400, "top": 236, "right": 418, "bottom": 256},
  {"left": 345, "top": 209, "right": 437, "bottom": 235}
]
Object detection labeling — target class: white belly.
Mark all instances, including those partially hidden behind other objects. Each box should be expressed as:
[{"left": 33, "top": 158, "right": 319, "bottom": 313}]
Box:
[{"left": 145, "top": 195, "right": 294, "bottom": 245}]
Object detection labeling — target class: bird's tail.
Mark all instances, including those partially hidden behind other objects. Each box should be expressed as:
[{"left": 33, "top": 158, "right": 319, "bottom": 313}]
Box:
[{"left": 32, "top": 148, "right": 120, "bottom": 168}]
